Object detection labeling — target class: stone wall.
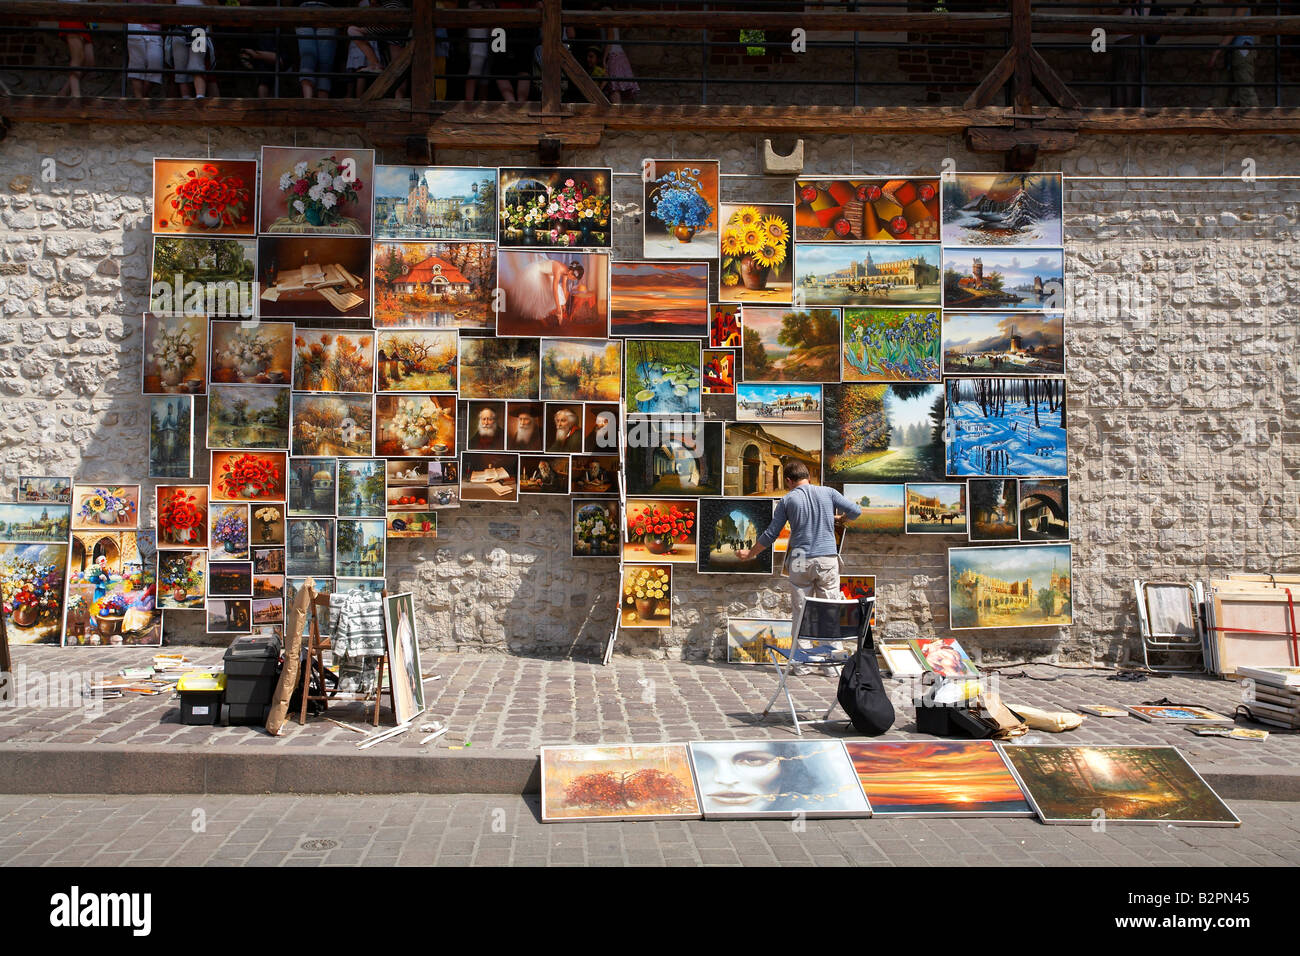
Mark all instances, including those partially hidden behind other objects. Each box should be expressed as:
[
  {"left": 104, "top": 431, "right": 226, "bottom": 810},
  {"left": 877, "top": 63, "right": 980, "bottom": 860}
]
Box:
[{"left": 1, "top": 124, "right": 1297, "bottom": 664}]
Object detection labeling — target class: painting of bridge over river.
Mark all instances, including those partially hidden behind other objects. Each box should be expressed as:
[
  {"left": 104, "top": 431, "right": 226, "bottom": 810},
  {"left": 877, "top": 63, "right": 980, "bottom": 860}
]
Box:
[{"left": 946, "top": 378, "right": 1067, "bottom": 478}]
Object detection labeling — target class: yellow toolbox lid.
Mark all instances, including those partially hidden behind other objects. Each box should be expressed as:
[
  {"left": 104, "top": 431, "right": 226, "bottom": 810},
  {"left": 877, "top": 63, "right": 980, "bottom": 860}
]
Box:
[{"left": 177, "top": 672, "right": 227, "bottom": 693}]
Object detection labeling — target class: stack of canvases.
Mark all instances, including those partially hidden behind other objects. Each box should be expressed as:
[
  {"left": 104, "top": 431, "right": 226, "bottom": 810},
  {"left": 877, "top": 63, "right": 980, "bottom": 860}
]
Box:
[{"left": 539, "top": 741, "right": 1238, "bottom": 827}]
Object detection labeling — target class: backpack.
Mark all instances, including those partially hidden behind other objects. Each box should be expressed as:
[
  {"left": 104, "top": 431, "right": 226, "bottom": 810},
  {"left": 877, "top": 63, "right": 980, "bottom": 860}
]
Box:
[{"left": 835, "top": 600, "right": 895, "bottom": 735}]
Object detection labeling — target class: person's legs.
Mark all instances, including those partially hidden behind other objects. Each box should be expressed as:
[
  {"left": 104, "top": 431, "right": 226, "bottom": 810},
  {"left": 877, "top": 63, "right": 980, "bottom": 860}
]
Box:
[
  {"left": 64, "top": 34, "right": 85, "bottom": 97},
  {"left": 297, "top": 26, "right": 318, "bottom": 97},
  {"left": 315, "top": 29, "right": 337, "bottom": 97},
  {"left": 1233, "top": 47, "right": 1259, "bottom": 107}
]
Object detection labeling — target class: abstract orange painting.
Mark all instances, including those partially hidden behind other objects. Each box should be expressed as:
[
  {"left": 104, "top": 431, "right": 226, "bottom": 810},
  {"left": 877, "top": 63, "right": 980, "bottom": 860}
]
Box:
[{"left": 540, "top": 744, "right": 701, "bottom": 822}]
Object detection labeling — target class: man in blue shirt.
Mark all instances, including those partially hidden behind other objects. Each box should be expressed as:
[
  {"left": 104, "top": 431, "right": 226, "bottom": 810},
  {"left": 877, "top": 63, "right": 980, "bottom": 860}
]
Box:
[{"left": 737, "top": 460, "right": 862, "bottom": 639}]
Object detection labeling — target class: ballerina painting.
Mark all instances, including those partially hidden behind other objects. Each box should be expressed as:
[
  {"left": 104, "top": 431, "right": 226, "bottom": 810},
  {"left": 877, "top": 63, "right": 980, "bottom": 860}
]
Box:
[{"left": 496, "top": 250, "right": 610, "bottom": 338}]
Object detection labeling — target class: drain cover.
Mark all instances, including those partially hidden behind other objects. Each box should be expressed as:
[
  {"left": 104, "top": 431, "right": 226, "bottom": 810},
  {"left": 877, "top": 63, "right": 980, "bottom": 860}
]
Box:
[{"left": 300, "top": 839, "right": 337, "bottom": 851}]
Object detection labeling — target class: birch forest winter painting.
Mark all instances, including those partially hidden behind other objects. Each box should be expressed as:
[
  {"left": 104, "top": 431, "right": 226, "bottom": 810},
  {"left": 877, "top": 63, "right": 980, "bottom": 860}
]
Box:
[{"left": 945, "top": 377, "right": 1067, "bottom": 478}]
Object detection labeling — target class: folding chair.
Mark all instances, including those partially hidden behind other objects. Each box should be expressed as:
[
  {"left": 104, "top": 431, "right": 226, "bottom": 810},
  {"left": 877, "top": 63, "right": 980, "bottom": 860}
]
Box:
[
  {"left": 1134, "top": 579, "right": 1203, "bottom": 673},
  {"left": 762, "top": 596, "right": 874, "bottom": 736}
]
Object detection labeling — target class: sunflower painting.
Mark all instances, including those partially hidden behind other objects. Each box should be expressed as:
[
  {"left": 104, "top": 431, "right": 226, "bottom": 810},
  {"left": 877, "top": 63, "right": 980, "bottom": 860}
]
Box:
[{"left": 717, "top": 203, "right": 794, "bottom": 304}]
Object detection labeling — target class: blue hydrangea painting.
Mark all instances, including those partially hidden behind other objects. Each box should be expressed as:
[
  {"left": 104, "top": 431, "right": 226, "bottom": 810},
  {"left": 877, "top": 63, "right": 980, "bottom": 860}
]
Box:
[{"left": 643, "top": 159, "right": 719, "bottom": 259}]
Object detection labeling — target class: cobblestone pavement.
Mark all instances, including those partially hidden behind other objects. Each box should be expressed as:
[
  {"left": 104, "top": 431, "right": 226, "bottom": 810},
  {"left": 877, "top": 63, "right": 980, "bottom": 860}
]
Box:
[
  {"left": 2, "top": 647, "right": 1293, "bottom": 774},
  {"left": 1, "top": 793, "right": 1296, "bottom": 867}
]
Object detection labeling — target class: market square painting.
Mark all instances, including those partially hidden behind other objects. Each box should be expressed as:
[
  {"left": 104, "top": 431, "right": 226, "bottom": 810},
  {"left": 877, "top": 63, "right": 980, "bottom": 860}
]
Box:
[
  {"left": 710, "top": 303, "right": 742, "bottom": 348},
  {"left": 718, "top": 203, "right": 794, "bottom": 304},
  {"left": 335, "top": 518, "right": 385, "bottom": 579},
  {"left": 373, "top": 165, "right": 497, "bottom": 241},
  {"left": 290, "top": 393, "right": 374, "bottom": 458},
  {"left": 288, "top": 458, "right": 337, "bottom": 517},
  {"left": 741, "top": 307, "right": 840, "bottom": 383},
  {"left": 153, "top": 158, "right": 257, "bottom": 236},
  {"left": 1019, "top": 478, "right": 1070, "bottom": 541},
  {"left": 458, "top": 337, "right": 540, "bottom": 400},
  {"left": 258, "top": 146, "right": 375, "bottom": 235},
  {"left": 795, "top": 244, "right": 942, "bottom": 307},
  {"left": 208, "top": 504, "right": 250, "bottom": 561},
  {"left": 724, "top": 423, "right": 822, "bottom": 497},
  {"left": 945, "top": 378, "right": 1067, "bottom": 478},
  {"left": 624, "top": 339, "right": 701, "bottom": 414},
  {"left": 540, "top": 744, "right": 700, "bottom": 822},
  {"left": 374, "top": 394, "right": 457, "bottom": 458},
  {"left": 570, "top": 456, "right": 620, "bottom": 495},
  {"left": 572, "top": 499, "right": 620, "bottom": 558},
  {"left": 255, "top": 236, "right": 372, "bottom": 319},
  {"left": 142, "top": 312, "right": 206, "bottom": 394},
  {"left": 519, "top": 455, "right": 571, "bottom": 495},
  {"left": 610, "top": 261, "right": 710, "bottom": 338},
  {"left": 941, "top": 173, "right": 1063, "bottom": 247},
  {"left": 208, "top": 561, "right": 253, "bottom": 597},
  {"left": 968, "top": 478, "right": 1020, "bottom": 542},
  {"left": 495, "top": 250, "right": 610, "bottom": 339},
  {"left": 157, "top": 549, "right": 205, "bottom": 610},
  {"left": 999, "top": 746, "right": 1239, "bottom": 826},
  {"left": 150, "top": 237, "right": 257, "bottom": 318},
  {"left": 208, "top": 320, "right": 293, "bottom": 385},
  {"left": 948, "top": 543, "right": 1072, "bottom": 630},
  {"left": 71, "top": 485, "right": 139, "bottom": 531},
  {"left": 498, "top": 167, "right": 612, "bottom": 248},
  {"left": 842, "top": 308, "right": 941, "bottom": 383},
  {"left": 690, "top": 740, "right": 870, "bottom": 819},
  {"left": 0, "top": 503, "right": 69, "bottom": 544},
  {"left": 375, "top": 329, "right": 458, "bottom": 392},
  {"left": 726, "top": 618, "right": 792, "bottom": 664},
  {"left": 795, "top": 176, "right": 941, "bottom": 242},
  {"left": 624, "top": 419, "right": 722, "bottom": 498},
  {"left": 0, "top": 542, "right": 69, "bottom": 645},
  {"left": 206, "top": 385, "right": 290, "bottom": 450},
  {"left": 209, "top": 451, "right": 288, "bottom": 503},
  {"left": 623, "top": 498, "right": 698, "bottom": 564},
  {"left": 620, "top": 564, "right": 672, "bottom": 628},
  {"left": 337, "top": 459, "right": 386, "bottom": 518},
  {"left": 702, "top": 350, "right": 736, "bottom": 395},
  {"left": 643, "top": 160, "right": 719, "bottom": 259},
  {"left": 207, "top": 598, "right": 252, "bottom": 635},
  {"left": 155, "top": 485, "right": 208, "bottom": 550},
  {"left": 735, "top": 383, "right": 822, "bottom": 421},
  {"left": 253, "top": 596, "right": 285, "bottom": 625},
  {"left": 905, "top": 482, "right": 967, "bottom": 535},
  {"left": 149, "top": 394, "right": 194, "bottom": 478},
  {"left": 942, "top": 312, "right": 1065, "bottom": 375},
  {"left": 506, "top": 401, "right": 545, "bottom": 452},
  {"left": 291, "top": 328, "right": 375, "bottom": 392},
  {"left": 460, "top": 452, "right": 520, "bottom": 502},
  {"left": 696, "top": 497, "right": 774, "bottom": 574},
  {"left": 584, "top": 404, "right": 620, "bottom": 454},
  {"left": 373, "top": 240, "right": 497, "bottom": 330},
  {"left": 539, "top": 338, "right": 622, "bottom": 402},
  {"left": 845, "top": 741, "right": 1032, "bottom": 816},
  {"left": 64, "top": 530, "right": 159, "bottom": 646},
  {"left": 286, "top": 518, "right": 335, "bottom": 578},
  {"left": 839, "top": 484, "right": 905, "bottom": 539},
  {"left": 943, "top": 248, "right": 1065, "bottom": 311},
  {"left": 17, "top": 477, "right": 72, "bottom": 504},
  {"left": 823, "top": 383, "right": 944, "bottom": 483}
]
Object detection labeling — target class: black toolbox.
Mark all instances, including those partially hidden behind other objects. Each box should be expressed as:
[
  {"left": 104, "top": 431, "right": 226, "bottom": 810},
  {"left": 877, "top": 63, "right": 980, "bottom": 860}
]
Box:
[{"left": 223, "top": 633, "right": 282, "bottom": 725}]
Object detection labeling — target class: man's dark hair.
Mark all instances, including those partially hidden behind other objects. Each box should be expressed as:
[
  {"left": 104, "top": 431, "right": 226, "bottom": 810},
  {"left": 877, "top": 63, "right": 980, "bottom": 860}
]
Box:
[{"left": 783, "top": 460, "right": 810, "bottom": 483}]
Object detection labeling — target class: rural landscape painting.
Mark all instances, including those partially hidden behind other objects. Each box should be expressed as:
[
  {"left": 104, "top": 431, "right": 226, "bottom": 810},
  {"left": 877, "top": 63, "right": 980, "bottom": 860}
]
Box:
[
  {"left": 839, "top": 483, "right": 905, "bottom": 539},
  {"left": 539, "top": 338, "right": 622, "bottom": 402},
  {"left": 742, "top": 307, "right": 840, "bottom": 383},
  {"left": 823, "top": 383, "right": 944, "bottom": 482},
  {"left": 207, "top": 385, "right": 290, "bottom": 450},
  {"left": 727, "top": 618, "right": 792, "bottom": 664},
  {"left": 375, "top": 329, "right": 458, "bottom": 392},
  {"left": 458, "top": 337, "right": 540, "bottom": 400},
  {"left": 943, "top": 311, "right": 1064, "bottom": 375},
  {"left": 948, "top": 543, "right": 1073, "bottom": 630},
  {"left": 945, "top": 378, "right": 1067, "bottom": 477}
]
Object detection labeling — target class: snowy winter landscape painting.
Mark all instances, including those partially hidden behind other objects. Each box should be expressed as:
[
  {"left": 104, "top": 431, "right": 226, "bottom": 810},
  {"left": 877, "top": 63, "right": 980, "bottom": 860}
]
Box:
[
  {"left": 941, "top": 173, "right": 1062, "bottom": 246},
  {"left": 945, "top": 378, "right": 1067, "bottom": 478}
]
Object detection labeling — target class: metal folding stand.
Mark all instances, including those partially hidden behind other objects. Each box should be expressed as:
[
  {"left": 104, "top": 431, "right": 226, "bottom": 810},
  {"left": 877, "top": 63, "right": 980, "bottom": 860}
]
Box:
[{"left": 1134, "top": 579, "right": 1203, "bottom": 673}]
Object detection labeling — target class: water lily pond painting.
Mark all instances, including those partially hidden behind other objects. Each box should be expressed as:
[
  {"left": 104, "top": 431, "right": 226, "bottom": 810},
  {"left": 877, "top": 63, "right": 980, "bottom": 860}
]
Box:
[{"left": 624, "top": 339, "right": 702, "bottom": 414}]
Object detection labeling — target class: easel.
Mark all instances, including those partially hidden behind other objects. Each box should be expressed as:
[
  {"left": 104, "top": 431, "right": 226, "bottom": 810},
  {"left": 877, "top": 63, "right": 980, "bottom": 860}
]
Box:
[{"left": 300, "top": 584, "right": 392, "bottom": 726}]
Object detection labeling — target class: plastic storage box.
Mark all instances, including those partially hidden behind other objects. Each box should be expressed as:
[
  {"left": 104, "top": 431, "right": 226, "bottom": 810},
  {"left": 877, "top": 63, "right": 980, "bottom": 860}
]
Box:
[
  {"left": 177, "top": 672, "right": 226, "bottom": 726},
  {"left": 223, "top": 634, "right": 282, "bottom": 725}
]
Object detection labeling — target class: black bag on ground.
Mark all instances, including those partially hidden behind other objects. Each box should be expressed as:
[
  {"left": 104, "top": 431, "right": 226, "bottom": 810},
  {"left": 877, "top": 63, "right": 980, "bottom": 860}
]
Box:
[{"left": 836, "top": 600, "right": 894, "bottom": 735}]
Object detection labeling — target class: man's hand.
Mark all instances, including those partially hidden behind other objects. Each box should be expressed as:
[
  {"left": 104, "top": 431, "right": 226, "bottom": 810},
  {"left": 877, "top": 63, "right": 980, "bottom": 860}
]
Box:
[{"left": 736, "top": 548, "right": 752, "bottom": 561}]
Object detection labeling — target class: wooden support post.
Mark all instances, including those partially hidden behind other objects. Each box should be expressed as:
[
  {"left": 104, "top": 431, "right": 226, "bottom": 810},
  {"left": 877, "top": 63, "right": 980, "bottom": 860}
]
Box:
[
  {"left": 411, "top": 0, "right": 435, "bottom": 110},
  {"left": 541, "top": 0, "right": 564, "bottom": 115},
  {"left": 1011, "top": 0, "right": 1033, "bottom": 117},
  {"left": 360, "top": 44, "right": 413, "bottom": 103}
]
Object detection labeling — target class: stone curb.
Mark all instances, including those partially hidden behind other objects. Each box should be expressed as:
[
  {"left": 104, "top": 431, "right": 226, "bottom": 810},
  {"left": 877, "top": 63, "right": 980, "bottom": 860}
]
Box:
[{"left": 3, "top": 744, "right": 1298, "bottom": 802}]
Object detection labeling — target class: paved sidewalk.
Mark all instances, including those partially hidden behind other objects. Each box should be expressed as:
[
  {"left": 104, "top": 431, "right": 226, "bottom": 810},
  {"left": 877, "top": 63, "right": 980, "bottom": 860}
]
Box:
[
  {"left": 1, "top": 793, "right": 1296, "bottom": 867},
  {"left": 2, "top": 646, "right": 1292, "bottom": 777}
]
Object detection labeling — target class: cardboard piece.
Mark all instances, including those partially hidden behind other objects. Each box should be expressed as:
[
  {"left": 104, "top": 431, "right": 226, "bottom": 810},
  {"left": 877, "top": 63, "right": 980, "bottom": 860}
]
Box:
[{"left": 266, "top": 577, "right": 313, "bottom": 736}]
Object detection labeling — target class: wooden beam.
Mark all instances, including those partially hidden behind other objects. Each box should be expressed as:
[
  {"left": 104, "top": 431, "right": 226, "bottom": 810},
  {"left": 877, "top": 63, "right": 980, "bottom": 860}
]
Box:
[
  {"left": 964, "top": 48, "right": 1016, "bottom": 110},
  {"left": 1029, "top": 49, "right": 1081, "bottom": 111},
  {"left": 1031, "top": 14, "right": 1300, "bottom": 36},
  {"left": 1068, "top": 107, "right": 1300, "bottom": 134},
  {"left": 411, "top": 0, "right": 434, "bottom": 111},
  {"left": 1011, "top": 0, "right": 1033, "bottom": 116},
  {"left": 540, "top": 0, "right": 563, "bottom": 115},
  {"left": 561, "top": 11, "right": 1012, "bottom": 32},
  {"left": 5, "top": 1, "right": 412, "bottom": 28},
  {"left": 559, "top": 46, "right": 611, "bottom": 107},
  {"left": 360, "top": 45, "right": 412, "bottom": 103},
  {"left": 0, "top": 95, "right": 414, "bottom": 126},
  {"left": 966, "top": 126, "right": 1079, "bottom": 154}
]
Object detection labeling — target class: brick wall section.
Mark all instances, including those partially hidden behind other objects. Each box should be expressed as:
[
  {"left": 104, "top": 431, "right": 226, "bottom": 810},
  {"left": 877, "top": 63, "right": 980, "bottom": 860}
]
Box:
[{"left": 0, "top": 126, "right": 1297, "bottom": 663}]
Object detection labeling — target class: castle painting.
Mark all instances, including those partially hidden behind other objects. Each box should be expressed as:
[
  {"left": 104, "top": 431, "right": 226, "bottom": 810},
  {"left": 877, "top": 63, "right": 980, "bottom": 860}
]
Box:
[
  {"left": 948, "top": 543, "right": 1072, "bottom": 630},
  {"left": 943, "top": 249, "right": 1065, "bottom": 311}
]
